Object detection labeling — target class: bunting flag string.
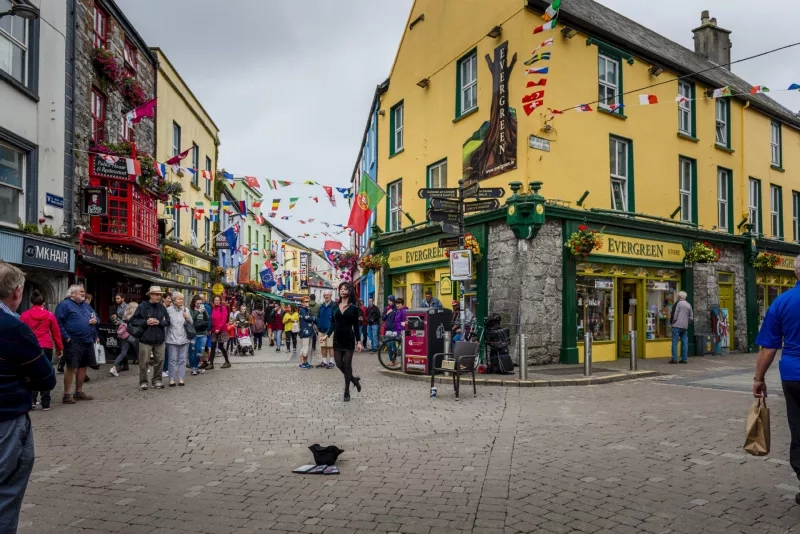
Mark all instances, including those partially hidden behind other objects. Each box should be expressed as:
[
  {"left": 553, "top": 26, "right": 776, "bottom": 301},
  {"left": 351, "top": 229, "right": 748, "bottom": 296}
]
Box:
[{"left": 522, "top": 2, "right": 560, "bottom": 116}]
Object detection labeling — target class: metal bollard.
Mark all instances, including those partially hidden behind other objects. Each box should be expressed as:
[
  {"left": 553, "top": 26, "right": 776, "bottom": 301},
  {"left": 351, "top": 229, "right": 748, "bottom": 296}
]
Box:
[
  {"left": 401, "top": 331, "right": 406, "bottom": 372},
  {"left": 629, "top": 331, "right": 638, "bottom": 371},
  {"left": 584, "top": 332, "right": 592, "bottom": 376},
  {"left": 518, "top": 334, "right": 528, "bottom": 380}
]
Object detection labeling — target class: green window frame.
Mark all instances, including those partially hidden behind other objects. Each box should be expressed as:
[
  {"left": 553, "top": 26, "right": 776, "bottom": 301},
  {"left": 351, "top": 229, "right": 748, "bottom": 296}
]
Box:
[
  {"left": 792, "top": 191, "right": 800, "bottom": 242},
  {"left": 678, "top": 156, "right": 697, "bottom": 224},
  {"left": 386, "top": 179, "right": 402, "bottom": 232},
  {"left": 609, "top": 135, "right": 634, "bottom": 212},
  {"left": 677, "top": 81, "right": 696, "bottom": 139},
  {"left": 389, "top": 101, "right": 404, "bottom": 157},
  {"left": 598, "top": 52, "right": 624, "bottom": 116},
  {"left": 769, "top": 184, "right": 784, "bottom": 240},
  {"left": 455, "top": 48, "right": 478, "bottom": 120},
  {"left": 749, "top": 177, "right": 762, "bottom": 236},
  {"left": 717, "top": 167, "right": 733, "bottom": 234},
  {"left": 715, "top": 99, "right": 731, "bottom": 149},
  {"left": 425, "top": 159, "right": 447, "bottom": 212},
  {"left": 771, "top": 121, "right": 783, "bottom": 170}
]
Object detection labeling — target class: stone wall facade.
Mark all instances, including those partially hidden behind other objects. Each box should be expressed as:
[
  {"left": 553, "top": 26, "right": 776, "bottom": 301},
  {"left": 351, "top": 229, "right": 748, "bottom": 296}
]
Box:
[
  {"left": 691, "top": 244, "right": 747, "bottom": 351},
  {"left": 487, "top": 220, "right": 563, "bottom": 364},
  {"left": 71, "top": 0, "right": 156, "bottom": 227}
]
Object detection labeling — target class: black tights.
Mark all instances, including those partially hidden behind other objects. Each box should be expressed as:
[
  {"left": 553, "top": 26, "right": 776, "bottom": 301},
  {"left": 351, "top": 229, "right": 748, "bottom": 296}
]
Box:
[
  {"left": 333, "top": 350, "right": 356, "bottom": 392},
  {"left": 210, "top": 342, "right": 230, "bottom": 364}
]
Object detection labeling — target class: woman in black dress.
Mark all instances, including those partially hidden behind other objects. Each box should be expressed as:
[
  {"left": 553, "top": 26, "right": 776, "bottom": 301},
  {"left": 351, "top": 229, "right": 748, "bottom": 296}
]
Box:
[{"left": 319, "top": 282, "right": 363, "bottom": 401}]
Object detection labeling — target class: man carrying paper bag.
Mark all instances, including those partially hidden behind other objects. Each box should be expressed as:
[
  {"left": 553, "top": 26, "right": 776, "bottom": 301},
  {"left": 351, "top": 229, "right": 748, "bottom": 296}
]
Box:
[{"left": 752, "top": 254, "right": 800, "bottom": 505}]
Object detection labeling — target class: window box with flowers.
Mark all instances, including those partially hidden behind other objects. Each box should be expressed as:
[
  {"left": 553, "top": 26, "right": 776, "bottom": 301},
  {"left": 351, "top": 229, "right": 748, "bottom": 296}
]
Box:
[
  {"left": 565, "top": 225, "right": 604, "bottom": 259},
  {"left": 160, "top": 248, "right": 184, "bottom": 271},
  {"left": 91, "top": 47, "right": 120, "bottom": 90},
  {"left": 359, "top": 253, "right": 389, "bottom": 272},
  {"left": 120, "top": 75, "right": 145, "bottom": 107},
  {"left": 753, "top": 252, "right": 782, "bottom": 271},
  {"left": 684, "top": 241, "right": 720, "bottom": 264}
]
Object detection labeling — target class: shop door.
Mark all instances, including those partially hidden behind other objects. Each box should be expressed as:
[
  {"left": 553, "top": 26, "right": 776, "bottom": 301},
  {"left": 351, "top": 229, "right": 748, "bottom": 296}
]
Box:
[
  {"left": 618, "top": 280, "right": 643, "bottom": 360},
  {"left": 718, "top": 273, "right": 734, "bottom": 350}
]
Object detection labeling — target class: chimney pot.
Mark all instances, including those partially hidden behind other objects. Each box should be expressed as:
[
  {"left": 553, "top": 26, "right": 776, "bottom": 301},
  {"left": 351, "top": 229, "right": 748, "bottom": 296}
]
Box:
[
  {"left": 710, "top": 17, "right": 717, "bottom": 26},
  {"left": 693, "top": 11, "right": 732, "bottom": 68},
  {"left": 701, "top": 10, "right": 710, "bottom": 23}
]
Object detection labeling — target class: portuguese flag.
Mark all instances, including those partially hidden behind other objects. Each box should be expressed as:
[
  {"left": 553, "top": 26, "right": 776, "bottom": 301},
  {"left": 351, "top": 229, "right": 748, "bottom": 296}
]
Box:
[{"left": 347, "top": 173, "right": 384, "bottom": 235}]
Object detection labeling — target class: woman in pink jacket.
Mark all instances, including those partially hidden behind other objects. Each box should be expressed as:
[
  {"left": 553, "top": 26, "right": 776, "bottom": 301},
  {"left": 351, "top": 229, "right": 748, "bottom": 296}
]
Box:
[
  {"left": 20, "top": 290, "right": 63, "bottom": 411},
  {"left": 208, "top": 295, "right": 231, "bottom": 369}
]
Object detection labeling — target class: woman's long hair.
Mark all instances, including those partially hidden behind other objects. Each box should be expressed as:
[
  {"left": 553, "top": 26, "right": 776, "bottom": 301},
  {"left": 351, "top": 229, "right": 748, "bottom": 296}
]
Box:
[
  {"left": 338, "top": 282, "right": 357, "bottom": 306},
  {"left": 123, "top": 302, "right": 138, "bottom": 321}
]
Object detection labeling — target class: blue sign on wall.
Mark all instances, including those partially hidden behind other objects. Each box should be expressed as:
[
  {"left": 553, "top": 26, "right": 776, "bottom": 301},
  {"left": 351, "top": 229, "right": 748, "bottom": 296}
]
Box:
[{"left": 46, "top": 193, "right": 64, "bottom": 209}]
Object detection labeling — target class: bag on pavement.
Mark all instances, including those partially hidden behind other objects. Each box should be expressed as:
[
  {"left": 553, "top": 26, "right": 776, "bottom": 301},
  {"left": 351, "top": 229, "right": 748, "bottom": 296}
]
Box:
[
  {"left": 744, "top": 397, "right": 770, "bottom": 456},
  {"left": 94, "top": 343, "right": 106, "bottom": 365}
]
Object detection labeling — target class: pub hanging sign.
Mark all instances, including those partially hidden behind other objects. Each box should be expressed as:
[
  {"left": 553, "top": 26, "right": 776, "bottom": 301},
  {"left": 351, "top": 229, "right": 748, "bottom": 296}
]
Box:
[
  {"left": 83, "top": 187, "right": 108, "bottom": 216},
  {"left": 89, "top": 153, "right": 131, "bottom": 180}
]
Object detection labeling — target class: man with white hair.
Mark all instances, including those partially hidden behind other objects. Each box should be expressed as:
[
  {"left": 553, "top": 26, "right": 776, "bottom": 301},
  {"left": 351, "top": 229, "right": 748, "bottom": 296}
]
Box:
[
  {"left": 0, "top": 261, "right": 56, "bottom": 532},
  {"left": 315, "top": 291, "right": 335, "bottom": 368},
  {"left": 129, "top": 286, "right": 170, "bottom": 390},
  {"left": 669, "top": 290, "right": 693, "bottom": 364},
  {"left": 753, "top": 255, "right": 800, "bottom": 504},
  {"left": 55, "top": 284, "right": 99, "bottom": 403}
]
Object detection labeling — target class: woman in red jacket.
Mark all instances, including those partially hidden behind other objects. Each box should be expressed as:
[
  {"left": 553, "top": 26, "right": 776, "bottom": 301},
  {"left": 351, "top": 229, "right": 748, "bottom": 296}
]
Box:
[
  {"left": 20, "top": 290, "right": 63, "bottom": 411},
  {"left": 271, "top": 302, "right": 284, "bottom": 352}
]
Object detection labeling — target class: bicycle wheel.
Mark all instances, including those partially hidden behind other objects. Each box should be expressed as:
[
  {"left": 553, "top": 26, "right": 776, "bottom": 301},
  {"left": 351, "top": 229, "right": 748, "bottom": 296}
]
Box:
[{"left": 378, "top": 338, "right": 402, "bottom": 370}]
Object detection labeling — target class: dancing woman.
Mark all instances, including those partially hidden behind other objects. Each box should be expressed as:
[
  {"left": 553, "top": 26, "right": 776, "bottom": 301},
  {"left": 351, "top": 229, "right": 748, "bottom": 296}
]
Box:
[{"left": 319, "top": 282, "right": 362, "bottom": 402}]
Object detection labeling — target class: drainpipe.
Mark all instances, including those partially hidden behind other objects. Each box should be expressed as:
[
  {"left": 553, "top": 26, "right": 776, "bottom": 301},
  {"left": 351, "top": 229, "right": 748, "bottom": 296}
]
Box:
[{"left": 741, "top": 101, "right": 750, "bottom": 232}]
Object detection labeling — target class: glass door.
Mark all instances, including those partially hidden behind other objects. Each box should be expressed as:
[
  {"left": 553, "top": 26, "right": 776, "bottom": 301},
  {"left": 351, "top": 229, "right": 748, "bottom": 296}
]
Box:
[{"left": 618, "top": 280, "right": 642, "bottom": 359}]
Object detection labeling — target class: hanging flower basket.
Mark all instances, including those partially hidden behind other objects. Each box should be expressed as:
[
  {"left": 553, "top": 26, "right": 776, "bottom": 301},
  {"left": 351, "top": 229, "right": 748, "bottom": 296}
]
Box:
[
  {"left": 753, "top": 252, "right": 782, "bottom": 271},
  {"left": 160, "top": 248, "right": 184, "bottom": 270},
  {"left": 120, "top": 75, "right": 145, "bottom": 107},
  {"left": 565, "top": 225, "right": 603, "bottom": 259},
  {"left": 359, "top": 253, "right": 389, "bottom": 272},
  {"left": 91, "top": 47, "right": 120, "bottom": 88},
  {"left": 334, "top": 251, "right": 359, "bottom": 273},
  {"left": 443, "top": 233, "right": 483, "bottom": 264},
  {"left": 685, "top": 241, "right": 720, "bottom": 264},
  {"left": 211, "top": 266, "right": 225, "bottom": 281}
]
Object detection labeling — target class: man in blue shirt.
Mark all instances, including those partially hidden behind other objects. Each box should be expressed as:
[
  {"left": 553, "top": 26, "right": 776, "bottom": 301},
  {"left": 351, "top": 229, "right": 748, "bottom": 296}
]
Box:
[
  {"left": 315, "top": 291, "right": 335, "bottom": 368},
  {"left": 754, "top": 258, "right": 800, "bottom": 504},
  {"left": 420, "top": 290, "right": 443, "bottom": 309},
  {"left": 0, "top": 261, "right": 56, "bottom": 532},
  {"left": 55, "top": 284, "right": 99, "bottom": 404}
]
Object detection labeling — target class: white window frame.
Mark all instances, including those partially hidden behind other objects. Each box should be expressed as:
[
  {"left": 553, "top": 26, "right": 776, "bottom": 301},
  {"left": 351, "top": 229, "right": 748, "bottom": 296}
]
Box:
[
  {"left": 0, "top": 141, "right": 25, "bottom": 226},
  {"left": 598, "top": 54, "right": 619, "bottom": 110},
  {"left": 717, "top": 169, "right": 729, "bottom": 232},
  {"left": 678, "top": 81, "right": 692, "bottom": 135},
  {"left": 771, "top": 122, "right": 781, "bottom": 167},
  {"left": 679, "top": 158, "right": 693, "bottom": 223},
  {"left": 191, "top": 209, "right": 198, "bottom": 247},
  {"left": 393, "top": 104, "right": 404, "bottom": 153},
  {"left": 460, "top": 52, "right": 477, "bottom": 115},
  {"left": 191, "top": 143, "right": 199, "bottom": 186},
  {"left": 749, "top": 178, "right": 760, "bottom": 235},
  {"left": 770, "top": 185, "right": 781, "bottom": 238},
  {"left": 205, "top": 156, "right": 212, "bottom": 196},
  {"left": 609, "top": 137, "right": 629, "bottom": 212},
  {"left": 715, "top": 100, "right": 728, "bottom": 146},
  {"left": 428, "top": 160, "right": 447, "bottom": 189},
  {"left": 0, "top": 4, "right": 29, "bottom": 85},
  {"left": 388, "top": 180, "right": 402, "bottom": 232},
  {"left": 172, "top": 122, "right": 181, "bottom": 158}
]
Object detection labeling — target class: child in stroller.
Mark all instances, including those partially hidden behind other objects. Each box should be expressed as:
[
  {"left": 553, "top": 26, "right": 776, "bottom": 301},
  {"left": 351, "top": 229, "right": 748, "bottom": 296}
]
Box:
[{"left": 234, "top": 326, "right": 254, "bottom": 356}]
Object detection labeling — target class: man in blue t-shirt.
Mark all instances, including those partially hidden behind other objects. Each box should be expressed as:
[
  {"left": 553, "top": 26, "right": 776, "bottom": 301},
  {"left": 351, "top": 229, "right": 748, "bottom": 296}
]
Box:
[{"left": 754, "top": 257, "right": 800, "bottom": 504}]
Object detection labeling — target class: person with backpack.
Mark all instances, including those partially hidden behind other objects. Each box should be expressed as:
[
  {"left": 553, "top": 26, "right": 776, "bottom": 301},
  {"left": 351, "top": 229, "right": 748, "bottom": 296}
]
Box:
[
  {"left": 189, "top": 295, "right": 210, "bottom": 376},
  {"left": 251, "top": 302, "right": 266, "bottom": 350},
  {"left": 128, "top": 286, "right": 170, "bottom": 390},
  {"left": 108, "top": 302, "right": 138, "bottom": 377},
  {"left": 20, "top": 290, "right": 63, "bottom": 410}
]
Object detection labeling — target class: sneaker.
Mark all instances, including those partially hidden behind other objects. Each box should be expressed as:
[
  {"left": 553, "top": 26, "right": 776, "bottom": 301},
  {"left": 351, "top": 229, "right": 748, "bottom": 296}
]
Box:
[
  {"left": 220, "top": 362, "right": 231, "bottom": 369},
  {"left": 161, "top": 371, "right": 169, "bottom": 378},
  {"left": 679, "top": 360, "right": 688, "bottom": 364},
  {"left": 327, "top": 362, "right": 335, "bottom": 369},
  {"left": 140, "top": 383, "right": 148, "bottom": 390},
  {"left": 42, "top": 407, "right": 51, "bottom": 411},
  {"left": 191, "top": 369, "right": 198, "bottom": 376},
  {"left": 57, "top": 363, "right": 65, "bottom": 373},
  {"left": 109, "top": 367, "right": 119, "bottom": 377},
  {"left": 299, "top": 363, "right": 305, "bottom": 368},
  {"left": 154, "top": 382, "right": 164, "bottom": 389},
  {"left": 668, "top": 360, "right": 677, "bottom": 364},
  {"left": 302, "top": 363, "right": 312, "bottom": 369},
  {"left": 206, "top": 364, "right": 214, "bottom": 370},
  {"left": 316, "top": 362, "right": 327, "bottom": 368}
]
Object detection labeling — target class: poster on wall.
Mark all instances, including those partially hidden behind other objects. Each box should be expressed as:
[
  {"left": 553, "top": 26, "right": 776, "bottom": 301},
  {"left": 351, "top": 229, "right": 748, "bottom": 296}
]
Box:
[
  {"left": 450, "top": 249, "right": 473, "bottom": 281},
  {"left": 299, "top": 252, "right": 309, "bottom": 290},
  {"left": 83, "top": 187, "right": 108, "bottom": 216},
  {"left": 462, "top": 41, "right": 518, "bottom": 186}
]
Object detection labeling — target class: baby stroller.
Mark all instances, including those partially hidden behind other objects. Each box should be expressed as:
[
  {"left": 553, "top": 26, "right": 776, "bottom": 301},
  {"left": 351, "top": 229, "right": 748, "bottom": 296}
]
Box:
[{"left": 234, "top": 326, "right": 254, "bottom": 356}]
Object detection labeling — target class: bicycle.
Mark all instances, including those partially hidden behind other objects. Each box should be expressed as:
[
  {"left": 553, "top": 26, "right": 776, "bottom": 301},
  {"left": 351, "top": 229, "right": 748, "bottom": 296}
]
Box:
[{"left": 377, "top": 333, "right": 403, "bottom": 371}]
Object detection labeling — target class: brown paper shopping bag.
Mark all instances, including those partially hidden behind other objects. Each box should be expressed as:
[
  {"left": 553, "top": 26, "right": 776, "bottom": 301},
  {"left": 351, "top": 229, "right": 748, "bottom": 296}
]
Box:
[{"left": 743, "top": 397, "right": 770, "bottom": 456}]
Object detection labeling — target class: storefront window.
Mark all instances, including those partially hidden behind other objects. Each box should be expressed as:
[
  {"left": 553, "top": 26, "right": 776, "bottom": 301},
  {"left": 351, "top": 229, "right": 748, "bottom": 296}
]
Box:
[
  {"left": 576, "top": 276, "right": 614, "bottom": 341},
  {"left": 645, "top": 280, "right": 677, "bottom": 340}
]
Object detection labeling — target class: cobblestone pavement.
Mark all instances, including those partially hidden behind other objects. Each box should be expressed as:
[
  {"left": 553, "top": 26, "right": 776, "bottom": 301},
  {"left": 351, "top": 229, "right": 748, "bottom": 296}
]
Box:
[{"left": 19, "top": 350, "right": 800, "bottom": 533}]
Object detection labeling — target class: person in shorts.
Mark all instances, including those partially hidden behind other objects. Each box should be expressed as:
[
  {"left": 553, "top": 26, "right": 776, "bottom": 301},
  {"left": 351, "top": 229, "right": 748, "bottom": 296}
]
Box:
[
  {"left": 55, "top": 284, "right": 99, "bottom": 404},
  {"left": 315, "top": 291, "right": 335, "bottom": 368}
]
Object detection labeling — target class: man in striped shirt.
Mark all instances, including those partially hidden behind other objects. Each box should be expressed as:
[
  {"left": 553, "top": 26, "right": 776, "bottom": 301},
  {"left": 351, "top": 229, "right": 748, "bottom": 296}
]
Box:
[{"left": 0, "top": 261, "right": 56, "bottom": 532}]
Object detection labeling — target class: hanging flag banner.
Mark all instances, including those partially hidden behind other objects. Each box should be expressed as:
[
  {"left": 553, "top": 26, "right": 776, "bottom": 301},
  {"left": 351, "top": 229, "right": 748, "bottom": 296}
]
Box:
[
  {"left": 125, "top": 98, "right": 157, "bottom": 125},
  {"left": 523, "top": 52, "right": 551, "bottom": 66},
  {"left": 245, "top": 176, "right": 260, "bottom": 188},
  {"left": 463, "top": 40, "right": 518, "bottom": 185},
  {"left": 289, "top": 197, "right": 299, "bottom": 209},
  {"left": 542, "top": 0, "right": 560, "bottom": 21},
  {"left": 533, "top": 19, "right": 557, "bottom": 34}
]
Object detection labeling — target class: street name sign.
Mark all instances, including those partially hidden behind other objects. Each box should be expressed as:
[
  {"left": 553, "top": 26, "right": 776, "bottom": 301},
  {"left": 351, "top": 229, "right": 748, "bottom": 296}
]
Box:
[
  {"left": 427, "top": 209, "right": 461, "bottom": 224},
  {"left": 430, "top": 198, "right": 460, "bottom": 212},
  {"left": 440, "top": 222, "right": 460, "bottom": 234},
  {"left": 476, "top": 187, "right": 506, "bottom": 199},
  {"left": 464, "top": 199, "right": 501, "bottom": 213},
  {"left": 438, "top": 236, "right": 461, "bottom": 249},
  {"left": 461, "top": 182, "right": 480, "bottom": 198},
  {"left": 418, "top": 187, "right": 459, "bottom": 199}
]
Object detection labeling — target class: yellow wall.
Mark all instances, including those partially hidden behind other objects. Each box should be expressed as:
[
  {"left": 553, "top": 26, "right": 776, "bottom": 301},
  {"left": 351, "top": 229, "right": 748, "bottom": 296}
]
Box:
[
  {"left": 282, "top": 243, "right": 310, "bottom": 295},
  {"left": 153, "top": 48, "right": 219, "bottom": 250},
  {"left": 377, "top": 0, "right": 799, "bottom": 240}
]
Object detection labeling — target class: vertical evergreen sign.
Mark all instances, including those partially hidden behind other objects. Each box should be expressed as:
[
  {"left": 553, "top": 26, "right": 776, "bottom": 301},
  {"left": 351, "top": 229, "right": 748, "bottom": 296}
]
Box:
[{"left": 462, "top": 41, "right": 518, "bottom": 185}]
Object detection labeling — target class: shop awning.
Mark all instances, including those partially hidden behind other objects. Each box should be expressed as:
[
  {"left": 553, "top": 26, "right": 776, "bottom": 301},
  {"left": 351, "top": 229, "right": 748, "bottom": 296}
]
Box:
[
  {"left": 80, "top": 257, "right": 208, "bottom": 295},
  {"left": 254, "top": 291, "right": 295, "bottom": 305}
]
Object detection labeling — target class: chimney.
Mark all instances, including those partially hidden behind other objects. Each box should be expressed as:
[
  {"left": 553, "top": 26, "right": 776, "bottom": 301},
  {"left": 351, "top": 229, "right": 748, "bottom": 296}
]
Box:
[{"left": 692, "top": 10, "right": 732, "bottom": 67}]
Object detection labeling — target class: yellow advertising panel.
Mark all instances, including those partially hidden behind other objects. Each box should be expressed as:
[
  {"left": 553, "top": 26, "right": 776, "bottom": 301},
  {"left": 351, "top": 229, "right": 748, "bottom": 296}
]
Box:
[
  {"left": 388, "top": 242, "right": 447, "bottom": 269},
  {"left": 592, "top": 234, "right": 685, "bottom": 264},
  {"left": 164, "top": 246, "right": 211, "bottom": 272},
  {"left": 776, "top": 254, "right": 797, "bottom": 272}
]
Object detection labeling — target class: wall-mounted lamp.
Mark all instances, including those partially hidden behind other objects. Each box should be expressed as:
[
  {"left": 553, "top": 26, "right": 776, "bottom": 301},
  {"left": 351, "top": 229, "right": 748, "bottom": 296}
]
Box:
[
  {"left": 737, "top": 217, "right": 749, "bottom": 230},
  {"left": 409, "top": 13, "right": 424, "bottom": 30},
  {"left": 0, "top": 3, "right": 39, "bottom": 20},
  {"left": 487, "top": 25, "right": 502, "bottom": 38},
  {"left": 378, "top": 110, "right": 385, "bottom": 116},
  {"left": 561, "top": 27, "right": 578, "bottom": 39},
  {"left": 417, "top": 78, "right": 430, "bottom": 89},
  {"left": 648, "top": 66, "right": 664, "bottom": 77},
  {"left": 670, "top": 206, "right": 681, "bottom": 219},
  {"left": 576, "top": 190, "right": 590, "bottom": 207}
]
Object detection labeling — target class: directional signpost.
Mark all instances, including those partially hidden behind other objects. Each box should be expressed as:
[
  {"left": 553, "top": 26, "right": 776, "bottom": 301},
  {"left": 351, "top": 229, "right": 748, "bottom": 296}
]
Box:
[
  {"left": 475, "top": 187, "right": 505, "bottom": 199},
  {"left": 418, "top": 188, "right": 459, "bottom": 199},
  {"left": 430, "top": 198, "right": 460, "bottom": 211},
  {"left": 426, "top": 209, "right": 461, "bottom": 224},
  {"left": 464, "top": 199, "right": 501, "bottom": 213},
  {"left": 438, "top": 236, "right": 461, "bottom": 249},
  {"left": 461, "top": 182, "right": 480, "bottom": 199},
  {"left": 440, "top": 222, "right": 460, "bottom": 234}
]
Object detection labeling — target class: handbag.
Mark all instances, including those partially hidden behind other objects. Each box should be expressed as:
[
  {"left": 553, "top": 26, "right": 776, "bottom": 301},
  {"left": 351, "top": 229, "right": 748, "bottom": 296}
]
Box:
[
  {"left": 127, "top": 321, "right": 144, "bottom": 339},
  {"left": 94, "top": 343, "right": 106, "bottom": 364},
  {"left": 744, "top": 397, "right": 770, "bottom": 456},
  {"left": 184, "top": 318, "right": 197, "bottom": 340},
  {"left": 292, "top": 321, "right": 300, "bottom": 334}
]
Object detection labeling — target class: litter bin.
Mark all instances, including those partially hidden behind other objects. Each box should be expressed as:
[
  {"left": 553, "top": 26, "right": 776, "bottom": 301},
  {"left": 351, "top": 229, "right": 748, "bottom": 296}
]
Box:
[{"left": 694, "top": 333, "right": 714, "bottom": 356}]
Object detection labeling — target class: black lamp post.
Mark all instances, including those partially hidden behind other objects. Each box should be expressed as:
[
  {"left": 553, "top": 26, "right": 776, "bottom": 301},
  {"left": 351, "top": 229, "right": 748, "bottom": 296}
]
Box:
[{"left": 0, "top": 3, "right": 40, "bottom": 20}]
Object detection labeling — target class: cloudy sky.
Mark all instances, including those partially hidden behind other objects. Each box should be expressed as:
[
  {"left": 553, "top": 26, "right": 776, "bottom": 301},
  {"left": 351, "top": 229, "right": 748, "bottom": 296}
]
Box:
[{"left": 117, "top": 0, "right": 800, "bottom": 250}]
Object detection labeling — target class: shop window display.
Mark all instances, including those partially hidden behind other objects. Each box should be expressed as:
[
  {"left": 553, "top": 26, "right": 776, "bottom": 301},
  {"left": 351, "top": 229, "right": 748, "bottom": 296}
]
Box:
[
  {"left": 645, "top": 280, "right": 677, "bottom": 339},
  {"left": 576, "top": 276, "right": 614, "bottom": 341}
]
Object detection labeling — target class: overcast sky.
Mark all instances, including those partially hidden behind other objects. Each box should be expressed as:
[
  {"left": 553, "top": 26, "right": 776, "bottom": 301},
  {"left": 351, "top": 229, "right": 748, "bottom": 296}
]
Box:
[{"left": 117, "top": 0, "right": 800, "bottom": 250}]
